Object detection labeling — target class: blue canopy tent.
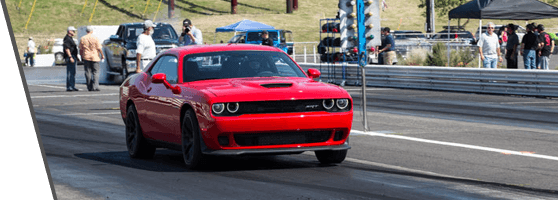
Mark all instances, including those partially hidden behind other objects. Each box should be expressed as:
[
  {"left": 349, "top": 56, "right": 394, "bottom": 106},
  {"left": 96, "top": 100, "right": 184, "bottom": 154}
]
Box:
[{"left": 214, "top": 19, "right": 275, "bottom": 43}]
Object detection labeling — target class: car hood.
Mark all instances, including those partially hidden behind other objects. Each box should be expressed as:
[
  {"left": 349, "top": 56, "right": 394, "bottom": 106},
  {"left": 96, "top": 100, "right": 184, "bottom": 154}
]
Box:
[{"left": 185, "top": 77, "right": 350, "bottom": 102}]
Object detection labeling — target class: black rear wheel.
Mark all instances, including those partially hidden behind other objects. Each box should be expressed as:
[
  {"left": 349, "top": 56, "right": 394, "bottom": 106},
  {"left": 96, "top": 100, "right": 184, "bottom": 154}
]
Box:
[
  {"left": 125, "top": 104, "right": 156, "bottom": 159},
  {"left": 182, "top": 109, "right": 205, "bottom": 169}
]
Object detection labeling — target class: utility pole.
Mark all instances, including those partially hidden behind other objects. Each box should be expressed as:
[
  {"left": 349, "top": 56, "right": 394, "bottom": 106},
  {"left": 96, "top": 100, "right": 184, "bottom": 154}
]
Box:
[
  {"left": 168, "top": 0, "right": 174, "bottom": 19},
  {"left": 287, "top": 0, "right": 293, "bottom": 13},
  {"left": 231, "top": 0, "right": 237, "bottom": 14}
]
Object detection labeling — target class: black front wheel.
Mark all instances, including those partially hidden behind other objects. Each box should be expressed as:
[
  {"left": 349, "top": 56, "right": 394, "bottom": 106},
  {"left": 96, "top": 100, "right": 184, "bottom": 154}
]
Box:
[
  {"left": 315, "top": 149, "right": 347, "bottom": 164},
  {"left": 182, "top": 109, "right": 205, "bottom": 169},
  {"left": 125, "top": 104, "right": 156, "bottom": 159}
]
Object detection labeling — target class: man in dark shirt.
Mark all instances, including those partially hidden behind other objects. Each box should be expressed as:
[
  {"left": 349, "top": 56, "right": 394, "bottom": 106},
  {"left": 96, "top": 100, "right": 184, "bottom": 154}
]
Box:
[
  {"left": 537, "top": 24, "right": 554, "bottom": 70},
  {"left": 520, "top": 24, "right": 539, "bottom": 69},
  {"left": 505, "top": 24, "right": 519, "bottom": 69},
  {"left": 378, "top": 27, "right": 395, "bottom": 65},
  {"left": 261, "top": 30, "right": 273, "bottom": 47},
  {"left": 64, "top": 26, "right": 80, "bottom": 91}
]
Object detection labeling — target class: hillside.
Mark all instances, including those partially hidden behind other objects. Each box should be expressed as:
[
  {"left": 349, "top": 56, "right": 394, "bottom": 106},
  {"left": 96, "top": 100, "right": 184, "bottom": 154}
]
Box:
[{"left": 7, "top": 0, "right": 558, "bottom": 61}]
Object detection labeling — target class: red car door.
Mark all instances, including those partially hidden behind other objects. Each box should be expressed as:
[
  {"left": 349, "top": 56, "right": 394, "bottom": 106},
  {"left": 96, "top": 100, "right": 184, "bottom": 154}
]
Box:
[{"left": 140, "top": 55, "right": 182, "bottom": 144}]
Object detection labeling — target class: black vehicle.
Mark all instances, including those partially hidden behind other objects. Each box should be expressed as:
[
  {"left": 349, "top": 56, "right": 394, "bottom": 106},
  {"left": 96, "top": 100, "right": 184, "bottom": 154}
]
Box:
[{"left": 103, "top": 22, "right": 179, "bottom": 79}]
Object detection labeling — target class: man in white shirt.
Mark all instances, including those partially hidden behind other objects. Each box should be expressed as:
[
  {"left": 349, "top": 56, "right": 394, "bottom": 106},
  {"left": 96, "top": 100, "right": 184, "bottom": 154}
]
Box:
[
  {"left": 477, "top": 22, "right": 502, "bottom": 68},
  {"left": 136, "top": 20, "right": 157, "bottom": 73},
  {"left": 26, "top": 37, "right": 36, "bottom": 67},
  {"left": 180, "top": 19, "right": 203, "bottom": 46}
]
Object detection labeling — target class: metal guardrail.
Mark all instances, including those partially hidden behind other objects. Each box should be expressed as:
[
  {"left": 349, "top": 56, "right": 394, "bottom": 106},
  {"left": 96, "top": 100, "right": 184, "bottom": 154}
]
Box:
[{"left": 298, "top": 63, "right": 558, "bottom": 97}]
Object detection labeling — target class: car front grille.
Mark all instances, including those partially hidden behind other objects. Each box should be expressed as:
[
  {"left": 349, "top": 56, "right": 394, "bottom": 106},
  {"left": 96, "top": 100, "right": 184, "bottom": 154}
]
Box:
[{"left": 234, "top": 130, "right": 332, "bottom": 146}]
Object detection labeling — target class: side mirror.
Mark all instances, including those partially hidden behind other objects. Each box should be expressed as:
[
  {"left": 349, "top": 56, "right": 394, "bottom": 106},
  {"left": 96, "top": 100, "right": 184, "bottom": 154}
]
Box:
[
  {"left": 152, "top": 73, "right": 181, "bottom": 94},
  {"left": 152, "top": 73, "right": 166, "bottom": 83},
  {"left": 109, "top": 35, "right": 123, "bottom": 42},
  {"left": 307, "top": 68, "right": 321, "bottom": 79},
  {"left": 281, "top": 38, "right": 286, "bottom": 43}
]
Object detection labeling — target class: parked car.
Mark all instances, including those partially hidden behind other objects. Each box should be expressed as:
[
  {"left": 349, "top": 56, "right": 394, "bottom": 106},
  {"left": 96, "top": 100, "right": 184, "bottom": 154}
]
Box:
[
  {"left": 103, "top": 22, "right": 179, "bottom": 79},
  {"left": 474, "top": 24, "right": 526, "bottom": 42},
  {"left": 393, "top": 30, "right": 427, "bottom": 40},
  {"left": 430, "top": 27, "right": 475, "bottom": 44},
  {"left": 228, "top": 29, "right": 294, "bottom": 55},
  {"left": 119, "top": 44, "right": 353, "bottom": 169}
]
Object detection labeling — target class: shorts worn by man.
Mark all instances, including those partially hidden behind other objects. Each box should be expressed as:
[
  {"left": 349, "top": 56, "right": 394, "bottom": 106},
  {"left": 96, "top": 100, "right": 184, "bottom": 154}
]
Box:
[
  {"left": 79, "top": 26, "right": 105, "bottom": 91},
  {"left": 477, "top": 22, "right": 502, "bottom": 68}
]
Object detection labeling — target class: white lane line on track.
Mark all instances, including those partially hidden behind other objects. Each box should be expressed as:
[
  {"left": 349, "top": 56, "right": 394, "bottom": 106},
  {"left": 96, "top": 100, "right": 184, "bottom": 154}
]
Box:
[
  {"left": 28, "top": 84, "right": 67, "bottom": 89},
  {"left": 31, "top": 93, "right": 119, "bottom": 99},
  {"left": 351, "top": 130, "right": 558, "bottom": 162},
  {"left": 344, "top": 88, "right": 394, "bottom": 91},
  {"left": 61, "top": 112, "right": 120, "bottom": 116}
]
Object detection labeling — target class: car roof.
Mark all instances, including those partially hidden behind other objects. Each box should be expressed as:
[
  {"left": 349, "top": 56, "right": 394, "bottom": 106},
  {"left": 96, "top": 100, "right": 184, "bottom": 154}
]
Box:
[
  {"left": 164, "top": 44, "right": 285, "bottom": 55},
  {"left": 120, "top": 22, "right": 172, "bottom": 27}
]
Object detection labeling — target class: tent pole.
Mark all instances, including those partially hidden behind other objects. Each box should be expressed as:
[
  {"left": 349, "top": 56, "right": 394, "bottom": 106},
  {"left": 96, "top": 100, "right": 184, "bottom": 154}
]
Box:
[
  {"left": 447, "top": 20, "right": 450, "bottom": 67},
  {"left": 478, "top": 19, "right": 482, "bottom": 68}
]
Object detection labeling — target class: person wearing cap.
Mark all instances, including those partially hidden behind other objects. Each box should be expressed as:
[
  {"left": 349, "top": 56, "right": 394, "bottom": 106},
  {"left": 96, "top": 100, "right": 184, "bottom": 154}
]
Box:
[
  {"left": 64, "top": 26, "right": 80, "bottom": 91},
  {"left": 520, "top": 24, "right": 539, "bottom": 69},
  {"left": 260, "top": 30, "right": 273, "bottom": 47},
  {"left": 79, "top": 26, "right": 104, "bottom": 91},
  {"left": 537, "top": 24, "right": 554, "bottom": 70},
  {"left": 136, "top": 20, "right": 157, "bottom": 72},
  {"left": 504, "top": 24, "right": 519, "bottom": 69},
  {"left": 180, "top": 19, "right": 203, "bottom": 46},
  {"left": 26, "top": 37, "right": 36, "bottom": 67},
  {"left": 377, "top": 27, "right": 395, "bottom": 65}
]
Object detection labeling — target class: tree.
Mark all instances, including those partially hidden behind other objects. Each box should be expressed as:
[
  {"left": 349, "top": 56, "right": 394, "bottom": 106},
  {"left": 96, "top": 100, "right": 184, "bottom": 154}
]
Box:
[{"left": 418, "top": 0, "right": 469, "bottom": 18}]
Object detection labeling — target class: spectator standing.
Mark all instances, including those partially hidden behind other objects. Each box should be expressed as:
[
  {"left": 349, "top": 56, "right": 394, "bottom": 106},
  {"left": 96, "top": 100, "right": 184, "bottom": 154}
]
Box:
[
  {"left": 136, "top": 20, "right": 157, "bottom": 73},
  {"left": 505, "top": 24, "right": 519, "bottom": 69},
  {"left": 378, "top": 27, "right": 395, "bottom": 65},
  {"left": 531, "top": 23, "right": 541, "bottom": 68},
  {"left": 64, "top": 26, "right": 80, "bottom": 91},
  {"left": 180, "top": 19, "right": 203, "bottom": 46},
  {"left": 79, "top": 26, "right": 104, "bottom": 91},
  {"left": 260, "top": 30, "right": 273, "bottom": 46},
  {"left": 537, "top": 24, "right": 554, "bottom": 70},
  {"left": 26, "top": 37, "right": 36, "bottom": 67},
  {"left": 477, "top": 22, "right": 502, "bottom": 68},
  {"left": 520, "top": 24, "right": 539, "bottom": 70}
]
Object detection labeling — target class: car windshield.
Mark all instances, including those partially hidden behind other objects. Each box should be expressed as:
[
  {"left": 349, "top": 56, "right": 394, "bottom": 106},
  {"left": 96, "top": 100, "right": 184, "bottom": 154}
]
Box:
[
  {"left": 183, "top": 51, "right": 306, "bottom": 82},
  {"left": 125, "top": 25, "right": 178, "bottom": 41},
  {"left": 247, "top": 32, "right": 278, "bottom": 42}
]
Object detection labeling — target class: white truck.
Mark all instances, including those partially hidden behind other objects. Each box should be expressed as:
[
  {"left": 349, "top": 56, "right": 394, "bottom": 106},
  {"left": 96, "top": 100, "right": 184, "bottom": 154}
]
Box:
[{"left": 53, "top": 25, "right": 119, "bottom": 65}]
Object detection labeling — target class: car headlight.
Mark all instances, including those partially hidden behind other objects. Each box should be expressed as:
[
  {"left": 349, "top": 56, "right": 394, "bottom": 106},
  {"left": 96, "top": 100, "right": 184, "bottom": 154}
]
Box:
[
  {"left": 323, "top": 99, "right": 335, "bottom": 110},
  {"left": 226, "top": 103, "right": 239, "bottom": 113},
  {"left": 212, "top": 103, "right": 225, "bottom": 114},
  {"left": 336, "top": 99, "right": 349, "bottom": 110},
  {"left": 126, "top": 49, "right": 136, "bottom": 58}
]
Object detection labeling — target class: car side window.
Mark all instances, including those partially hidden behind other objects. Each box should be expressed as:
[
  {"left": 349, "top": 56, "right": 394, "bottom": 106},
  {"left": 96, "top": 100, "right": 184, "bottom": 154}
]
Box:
[{"left": 149, "top": 55, "right": 178, "bottom": 84}]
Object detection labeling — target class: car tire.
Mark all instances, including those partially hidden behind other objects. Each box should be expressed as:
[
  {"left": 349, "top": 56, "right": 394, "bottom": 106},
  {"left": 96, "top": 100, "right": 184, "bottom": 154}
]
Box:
[
  {"left": 54, "top": 52, "right": 64, "bottom": 65},
  {"left": 125, "top": 104, "right": 156, "bottom": 159},
  {"left": 182, "top": 109, "right": 205, "bottom": 169},
  {"left": 315, "top": 149, "right": 347, "bottom": 164}
]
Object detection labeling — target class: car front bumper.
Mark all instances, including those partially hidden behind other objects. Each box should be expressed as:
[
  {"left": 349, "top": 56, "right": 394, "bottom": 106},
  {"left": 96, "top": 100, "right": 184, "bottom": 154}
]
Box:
[{"left": 199, "top": 111, "right": 353, "bottom": 153}]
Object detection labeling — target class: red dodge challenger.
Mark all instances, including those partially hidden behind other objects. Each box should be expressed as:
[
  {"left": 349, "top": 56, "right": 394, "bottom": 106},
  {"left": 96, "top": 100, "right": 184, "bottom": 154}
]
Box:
[{"left": 119, "top": 44, "right": 353, "bottom": 169}]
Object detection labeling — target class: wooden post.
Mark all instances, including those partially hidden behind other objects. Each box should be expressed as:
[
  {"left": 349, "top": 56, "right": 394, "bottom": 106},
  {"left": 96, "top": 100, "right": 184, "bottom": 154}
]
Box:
[
  {"left": 286, "top": 0, "right": 293, "bottom": 14},
  {"left": 293, "top": 0, "right": 298, "bottom": 11},
  {"left": 231, "top": 0, "right": 237, "bottom": 14}
]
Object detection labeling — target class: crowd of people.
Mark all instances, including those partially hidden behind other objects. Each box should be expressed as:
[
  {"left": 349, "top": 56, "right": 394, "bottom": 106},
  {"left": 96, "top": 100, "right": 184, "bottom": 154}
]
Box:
[
  {"left": 498, "top": 22, "right": 555, "bottom": 70},
  {"left": 54, "top": 18, "right": 204, "bottom": 92}
]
